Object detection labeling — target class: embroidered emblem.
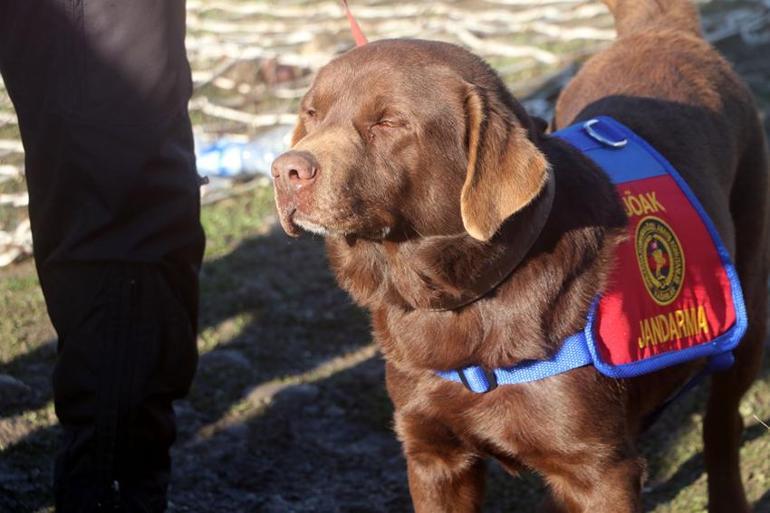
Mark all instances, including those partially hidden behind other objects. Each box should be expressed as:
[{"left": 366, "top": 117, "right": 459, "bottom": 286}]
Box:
[{"left": 635, "top": 216, "right": 685, "bottom": 306}]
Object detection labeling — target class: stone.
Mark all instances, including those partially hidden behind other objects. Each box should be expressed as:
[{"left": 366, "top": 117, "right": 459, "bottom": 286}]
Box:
[
  {"left": 199, "top": 349, "right": 252, "bottom": 371},
  {"left": 0, "top": 374, "right": 31, "bottom": 408}
]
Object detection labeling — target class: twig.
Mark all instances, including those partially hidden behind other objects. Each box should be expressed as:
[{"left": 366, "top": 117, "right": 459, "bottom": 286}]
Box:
[
  {"left": 454, "top": 27, "right": 559, "bottom": 64},
  {"left": 0, "top": 139, "right": 24, "bottom": 153},
  {"left": 189, "top": 97, "right": 298, "bottom": 127},
  {"left": 0, "top": 111, "right": 17, "bottom": 125},
  {"left": 0, "top": 192, "right": 29, "bottom": 207}
]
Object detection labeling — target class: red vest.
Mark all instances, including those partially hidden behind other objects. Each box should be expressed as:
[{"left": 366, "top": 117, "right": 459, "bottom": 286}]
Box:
[{"left": 558, "top": 117, "right": 746, "bottom": 378}]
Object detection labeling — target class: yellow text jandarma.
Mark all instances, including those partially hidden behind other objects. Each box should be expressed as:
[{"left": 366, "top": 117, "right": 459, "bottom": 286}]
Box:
[{"left": 637, "top": 305, "right": 709, "bottom": 349}]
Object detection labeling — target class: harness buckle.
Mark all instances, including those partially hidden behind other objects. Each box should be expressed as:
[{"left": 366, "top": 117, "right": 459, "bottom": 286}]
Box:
[
  {"left": 583, "top": 119, "right": 628, "bottom": 148},
  {"left": 457, "top": 366, "right": 498, "bottom": 394}
]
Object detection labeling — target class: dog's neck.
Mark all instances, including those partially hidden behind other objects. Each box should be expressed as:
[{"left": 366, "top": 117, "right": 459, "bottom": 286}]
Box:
[{"left": 378, "top": 167, "right": 556, "bottom": 311}]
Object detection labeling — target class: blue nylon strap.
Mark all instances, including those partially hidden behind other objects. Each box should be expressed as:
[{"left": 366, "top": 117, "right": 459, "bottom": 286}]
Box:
[
  {"left": 554, "top": 118, "right": 667, "bottom": 184},
  {"left": 436, "top": 332, "right": 593, "bottom": 393}
]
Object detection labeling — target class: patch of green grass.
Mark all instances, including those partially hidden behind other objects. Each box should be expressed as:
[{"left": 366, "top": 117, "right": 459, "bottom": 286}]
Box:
[
  {"left": 0, "top": 262, "right": 52, "bottom": 368},
  {"left": 197, "top": 311, "right": 256, "bottom": 353},
  {"left": 200, "top": 182, "right": 275, "bottom": 260}
]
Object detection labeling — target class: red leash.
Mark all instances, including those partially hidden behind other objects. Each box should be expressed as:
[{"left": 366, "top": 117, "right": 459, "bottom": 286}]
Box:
[{"left": 340, "top": 0, "right": 368, "bottom": 46}]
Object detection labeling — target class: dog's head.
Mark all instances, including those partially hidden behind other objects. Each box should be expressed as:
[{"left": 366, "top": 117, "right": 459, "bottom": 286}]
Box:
[{"left": 272, "top": 39, "right": 550, "bottom": 242}]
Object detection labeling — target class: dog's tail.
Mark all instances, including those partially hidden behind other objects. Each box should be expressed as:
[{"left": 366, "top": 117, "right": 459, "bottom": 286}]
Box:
[{"left": 602, "top": 0, "right": 702, "bottom": 38}]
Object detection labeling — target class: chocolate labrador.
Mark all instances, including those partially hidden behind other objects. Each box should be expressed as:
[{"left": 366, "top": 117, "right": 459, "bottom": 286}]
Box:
[{"left": 271, "top": 0, "right": 768, "bottom": 511}]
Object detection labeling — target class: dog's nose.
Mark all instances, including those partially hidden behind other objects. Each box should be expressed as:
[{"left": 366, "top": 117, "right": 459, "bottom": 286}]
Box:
[{"left": 272, "top": 150, "right": 319, "bottom": 187}]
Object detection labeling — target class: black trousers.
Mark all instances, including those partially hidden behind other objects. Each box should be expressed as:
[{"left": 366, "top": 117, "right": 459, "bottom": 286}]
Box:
[{"left": 0, "top": 1, "right": 205, "bottom": 511}]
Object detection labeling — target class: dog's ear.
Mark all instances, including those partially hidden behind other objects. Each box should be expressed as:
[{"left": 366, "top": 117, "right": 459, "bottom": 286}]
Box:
[{"left": 461, "top": 86, "right": 550, "bottom": 241}]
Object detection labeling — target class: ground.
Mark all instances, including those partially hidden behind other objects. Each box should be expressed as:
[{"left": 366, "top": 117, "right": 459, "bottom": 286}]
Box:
[{"left": 1, "top": 1, "right": 770, "bottom": 512}]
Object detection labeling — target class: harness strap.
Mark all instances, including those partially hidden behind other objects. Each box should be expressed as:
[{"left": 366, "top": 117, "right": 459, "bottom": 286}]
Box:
[
  {"left": 441, "top": 335, "right": 729, "bottom": 430},
  {"left": 436, "top": 332, "right": 593, "bottom": 393}
]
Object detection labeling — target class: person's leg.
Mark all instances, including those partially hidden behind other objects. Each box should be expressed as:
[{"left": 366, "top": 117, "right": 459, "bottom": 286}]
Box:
[
  {"left": 47, "top": 260, "right": 201, "bottom": 512},
  {"left": 0, "top": 1, "right": 204, "bottom": 510}
]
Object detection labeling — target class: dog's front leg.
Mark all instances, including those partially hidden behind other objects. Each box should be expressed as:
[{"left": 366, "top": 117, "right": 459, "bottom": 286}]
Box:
[
  {"left": 396, "top": 412, "right": 486, "bottom": 513},
  {"left": 541, "top": 456, "right": 646, "bottom": 513}
]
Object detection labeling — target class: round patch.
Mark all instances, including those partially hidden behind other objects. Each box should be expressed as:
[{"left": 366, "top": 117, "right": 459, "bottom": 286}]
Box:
[{"left": 635, "top": 216, "right": 685, "bottom": 306}]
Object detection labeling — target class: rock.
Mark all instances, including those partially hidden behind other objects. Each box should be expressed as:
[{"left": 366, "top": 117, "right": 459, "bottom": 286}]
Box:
[
  {"left": 302, "top": 404, "right": 320, "bottom": 416},
  {"left": 258, "top": 58, "right": 308, "bottom": 85},
  {"left": 173, "top": 399, "right": 195, "bottom": 416},
  {"left": 199, "top": 349, "right": 252, "bottom": 371},
  {"left": 0, "top": 374, "right": 31, "bottom": 408},
  {"left": 325, "top": 405, "right": 345, "bottom": 417},
  {"left": 223, "top": 422, "right": 249, "bottom": 441},
  {"left": 281, "top": 383, "right": 320, "bottom": 402},
  {"left": 260, "top": 495, "right": 295, "bottom": 513}
]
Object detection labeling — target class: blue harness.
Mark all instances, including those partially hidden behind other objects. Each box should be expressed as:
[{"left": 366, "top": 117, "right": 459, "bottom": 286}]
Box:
[{"left": 437, "top": 117, "right": 747, "bottom": 395}]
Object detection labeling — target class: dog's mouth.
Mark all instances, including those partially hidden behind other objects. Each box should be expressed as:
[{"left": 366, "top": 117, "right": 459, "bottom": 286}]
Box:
[
  {"left": 292, "top": 212, "right": 331, "bottom": 237},
  {"left": 277, "top": 206, "right": 344, "bottom": 238},
  {"left": 278, "top": 206, "right": 392, "bottom": 241},
  {"left": 279, "top": 208, "right": 332, "bottom": 238}
]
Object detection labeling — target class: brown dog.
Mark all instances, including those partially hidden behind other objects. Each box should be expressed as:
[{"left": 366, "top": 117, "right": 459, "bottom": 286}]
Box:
[{"left": 272, "top": 1, "right": 769, "bottom": 511}]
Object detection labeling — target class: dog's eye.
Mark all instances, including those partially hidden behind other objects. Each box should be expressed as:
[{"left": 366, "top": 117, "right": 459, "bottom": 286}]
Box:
[
  {"left": 367, "top": 117, "right": 406, "bottom": 142},
  {"left": 371, "top": 119, "right": 406, "bottom": 132},
  {"left": 375, "top": 119, "right": 397, "bottom": 128},
  {"left": 304, "top": 108, "right": 317, "bottom": 118}
]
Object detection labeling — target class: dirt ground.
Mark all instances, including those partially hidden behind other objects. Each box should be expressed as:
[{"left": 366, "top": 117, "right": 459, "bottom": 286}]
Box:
[{"left": 1, "top": 1, "right": 770, "bottom": 512}]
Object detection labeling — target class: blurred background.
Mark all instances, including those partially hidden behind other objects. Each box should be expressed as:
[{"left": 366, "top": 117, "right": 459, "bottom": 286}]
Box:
[{"left": 1, "top": 0, "right": 769, "bottom": 511}]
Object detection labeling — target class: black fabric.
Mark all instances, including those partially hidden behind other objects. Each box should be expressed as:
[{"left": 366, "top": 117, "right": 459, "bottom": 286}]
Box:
[{"left": 0, "top": 0, "right": 205, "bottom": 511}]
